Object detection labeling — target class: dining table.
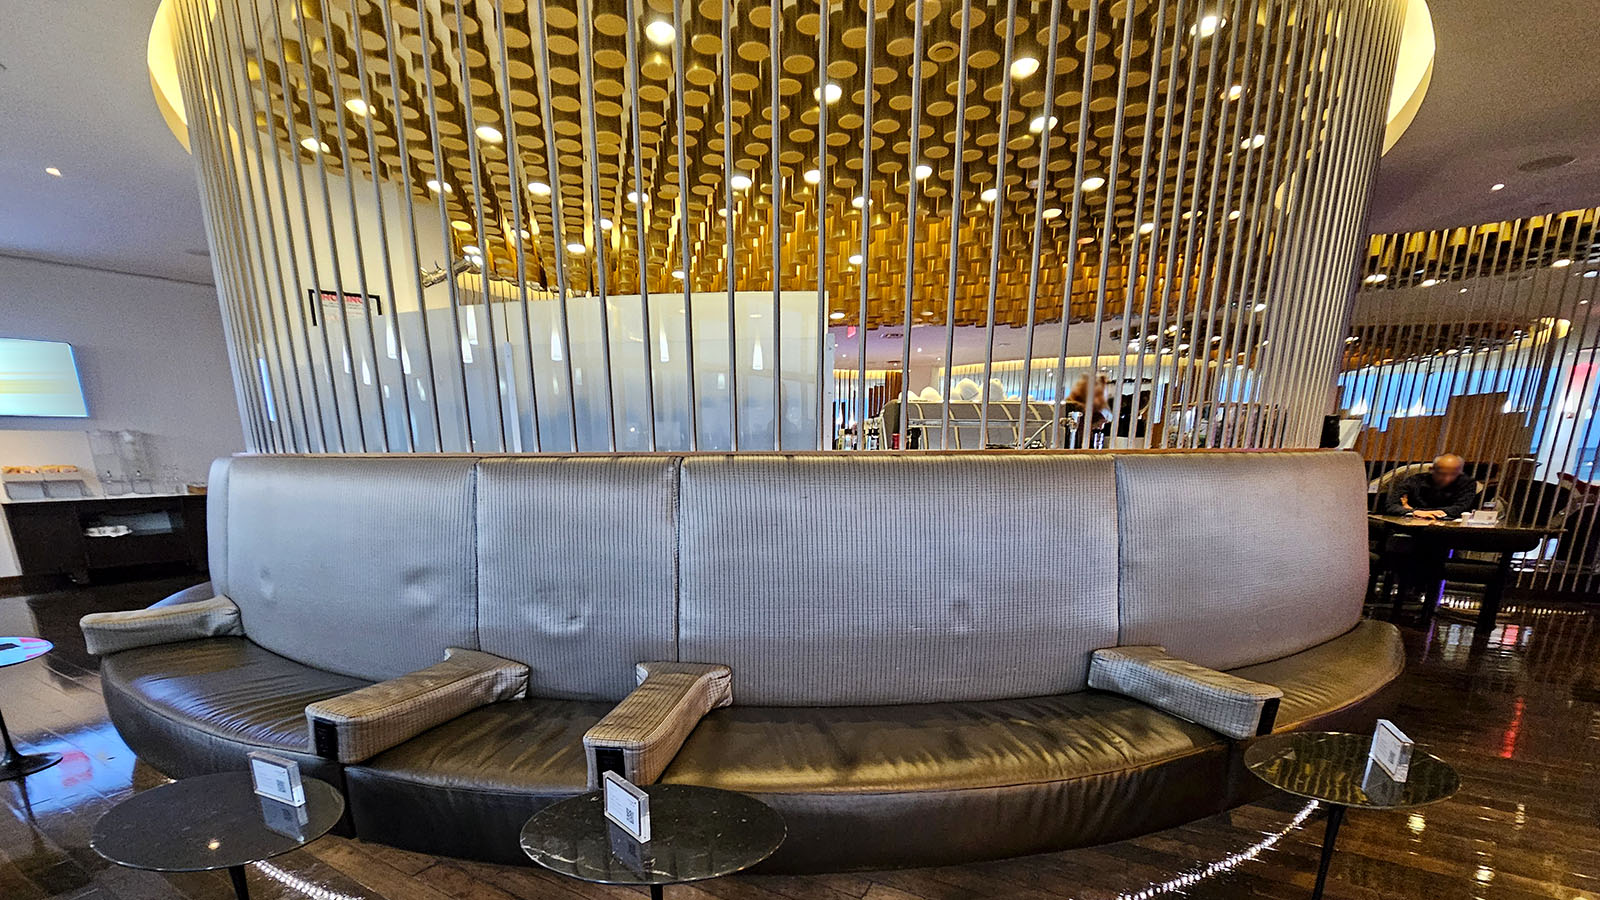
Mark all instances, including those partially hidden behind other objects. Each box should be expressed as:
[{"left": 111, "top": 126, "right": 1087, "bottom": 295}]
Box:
[{"left": 1368, "top": 514, "right": 1558, "bottom": 632}]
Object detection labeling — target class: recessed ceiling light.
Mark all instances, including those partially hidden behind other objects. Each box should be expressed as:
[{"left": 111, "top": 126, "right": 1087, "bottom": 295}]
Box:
[
  {"left": 829, "top": 310, "right": 846, "bottom": 320},
  {"left": 1490, "top": 183, "right": 1505, "bottom": 191},
  {"left": 451, "top": 220, "right": 472, "bottom": 231},
  {"left": 626, "top": 189, "right": 642, "bottom": 203},
  {"left": 600, "top": 218, "right": 614, "bottom": 230},
  {"left": 426, "top": 178, "right": 452, "bottom": 194},
  {"left": 462, "top": 244, "right": 481, "bottom": 255},
  {"left": 981, "top": 187, "right": 998, "bottom": 202},
  {"left": 1551, "top": 258, "right": 1573, "bottom": 268},
  {"left": 1458, "top": 287, "right": 1469, "bottom": 293},
  {"left": 1009, "top": 56, "right": 1040, "bottom": 79},
  {"left": 645, "top": 20, "right": 676, "bottom": 46},
  {"left": 528, "top": 181, "right": 552, "bottom": 196},
  {"left": 1365, "top": 272, "right": 1388, "bottom": 284},
  {"left": 914, "top": 164, "right": 933, "bottom": 180},
  {"left": 1253, "top": 302, "right": 1268, "bottom": 312},
  {"left": 803, "top": 168, "right": 821, "bottom": 185},
  {"left": 344, "top": 98, "right": 370, "bottom": 117},
  {"left": 814, "top": 82, "right": 843, "bottom": 104},
  {"left": 1043, "top": 207, "right": 1062, "bottom": 219},
  {"left": 517, "top": 229, "right": 531, "bottom": 240},
  {"left": 1227, "top": 209, "right": 1241, "bottom": 220},
  {"left": 44, "top": 167, "right": 62, "bottom": 177},
  {"left": 475, "top": 124, "right": 504, "bottom": 144},
  {"left": 1081, "top": 175, "right": 1106, "bottom": 191},
  {"left": 566, "top": 242, "right": 586, "bottom": 254},
  {"left": 672, "top": 269, "right": 687, "bottom": 279},
  {"left": 1420, "top": 277, "right": 1440, "bottom": 287},
  {"left": 1240, "top": 133, "right": 1267, "bottom": 150},
  {"left": 1029, "top": 115, "right": 1058, "bottom": 134},
  {"left": 1139, "top": 222, "right": 1156, "bottom": 235},
  {"left": 299, "top": 137, "right": 331, "bottom": 154},
  {"left": 1190, "top": 14, "right": 1225, "bottom": 37},
  {"left": 852, "top": 195, "right": 865, "bottom": 209},
  {"left": 1227, "top": 84, "right": 1243, "bottom": 100},
  {"left": 730, "top": 173, "right": 753, "bottom": 190},
  {"left": 848, "top": 253, "right": 863, "bottom": 265}
]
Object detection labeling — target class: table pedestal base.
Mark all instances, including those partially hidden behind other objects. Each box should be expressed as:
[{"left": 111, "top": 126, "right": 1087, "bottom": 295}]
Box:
[
  {"left": 228, "top": 864, "right": 251, "bottom": 900},
  {"left": 0, "top": 707, "right": 61, "bottom": 782},
  {"left": 649, "top": 885, "right": 662, "bottom": 900},
  {"left": 1311, "top": 804, "right": 1345, "bottom": 900}
]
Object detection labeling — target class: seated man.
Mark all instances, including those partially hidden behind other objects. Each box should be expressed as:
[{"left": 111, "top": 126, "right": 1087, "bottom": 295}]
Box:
[{"left": 1385, "top": 453, "right": 1477, "bottom": 519}]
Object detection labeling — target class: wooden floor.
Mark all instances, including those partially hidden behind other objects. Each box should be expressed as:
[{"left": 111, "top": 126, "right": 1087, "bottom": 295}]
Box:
[{"left": 2, "top": 575, "right": 1598, "bottom": 900}]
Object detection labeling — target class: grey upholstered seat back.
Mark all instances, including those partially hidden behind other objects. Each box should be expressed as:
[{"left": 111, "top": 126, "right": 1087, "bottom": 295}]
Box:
[
  {"left": 677, "top": 453, "right": 1120, "bottom": 705},
  {"left": 475, "top": 457, "right": 679, "bottom": 701},
  {"left": 1113, "top": 451, "right": 1368, "bottom": 670},
  {"left": 216, "top": 455, "right": 479, "bottom": 681}
]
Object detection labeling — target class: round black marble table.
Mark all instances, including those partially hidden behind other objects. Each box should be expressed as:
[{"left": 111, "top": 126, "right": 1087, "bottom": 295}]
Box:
[
  {"left": 1245, "top": 731, "right": 1460, "bottom": 900},
  {"left": 91, "top": 771, "right": 344, "bottom": 900},
  {"left": 520, "top": 784, "right": 785, "bottom": 900},
  {"left": 0, "top": 636, "right": 61, "bottom": 781}
]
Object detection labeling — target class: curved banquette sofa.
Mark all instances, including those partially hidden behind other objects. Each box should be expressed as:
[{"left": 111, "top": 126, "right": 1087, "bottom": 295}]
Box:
[{"left": 84, "top": 449, "right": 1401, "bottom": 872}]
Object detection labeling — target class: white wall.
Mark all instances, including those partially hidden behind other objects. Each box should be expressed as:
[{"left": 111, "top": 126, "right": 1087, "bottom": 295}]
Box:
[{"left": 0, "top": 254, "right": 245, "bottom": 577}]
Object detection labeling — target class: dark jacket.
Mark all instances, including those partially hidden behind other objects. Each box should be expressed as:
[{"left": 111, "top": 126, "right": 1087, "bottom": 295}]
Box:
[{"left": 1384, "top": 472, "right": 1478, "bottom": 518}]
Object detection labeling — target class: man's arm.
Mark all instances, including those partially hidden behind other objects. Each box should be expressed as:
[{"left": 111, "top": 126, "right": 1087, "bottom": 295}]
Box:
[
  {"left": 1440, "top": 480, "right": 1479, "bottom": 518},
  {"left": 1384, "top": 476, "right": 1415, "bottom": 515}
]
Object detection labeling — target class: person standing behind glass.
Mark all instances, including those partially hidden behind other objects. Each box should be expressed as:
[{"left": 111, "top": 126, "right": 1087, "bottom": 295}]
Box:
[{"left": 1385, "top": 453, "right": 1477, "bottom": 519}]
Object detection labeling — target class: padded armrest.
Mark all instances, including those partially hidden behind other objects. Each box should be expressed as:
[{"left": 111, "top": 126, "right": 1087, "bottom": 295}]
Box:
[
  {"left": 149, "top": 581, "right": 216, "bottom": 608},
  {"left": 305, "top": 648, "right": 529, "bottom": 763},
  {"left": 80, "top": 595, "right": 243, "bottom": 656},
  {"left": 1088, "top": 646, "right": 1282, "bottom": 739},
  {"left": 584, "top": 662, "right": 732, "bottom": 787}
]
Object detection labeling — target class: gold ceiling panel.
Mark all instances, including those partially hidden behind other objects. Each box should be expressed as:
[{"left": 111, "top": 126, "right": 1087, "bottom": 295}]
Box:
[{"left": 230, "top": 0, "right": 1334, "bottom": 328}]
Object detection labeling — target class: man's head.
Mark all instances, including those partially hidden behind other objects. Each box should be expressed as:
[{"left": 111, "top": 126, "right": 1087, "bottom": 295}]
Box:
[{"left": 1430, "top": 453, "right": 1464, "bottom": 486}]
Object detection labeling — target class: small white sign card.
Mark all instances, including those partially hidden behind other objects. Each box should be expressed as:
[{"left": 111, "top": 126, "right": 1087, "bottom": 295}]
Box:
[
  {"left": 248, "top": 750, "right": 307, "bottom": 807},
  {"left": 602, "top": 771, "right": 651, "bottom": 843},
  {"left": 1368, "top": 719, "right": 1414, "bottom": 782}
]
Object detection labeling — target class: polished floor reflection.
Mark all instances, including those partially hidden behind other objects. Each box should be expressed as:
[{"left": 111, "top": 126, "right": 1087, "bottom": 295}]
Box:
[{"left": 2, "top": 576, "right": 1597, "bottom": 900}]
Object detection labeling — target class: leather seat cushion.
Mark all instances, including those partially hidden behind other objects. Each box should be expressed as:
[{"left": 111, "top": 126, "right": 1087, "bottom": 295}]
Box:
[
  {"left": 101, "top": 637, "right": 368, "bottom": 786},
  {"left": 343, "top": 699, "right": 610, "bottom": 863},
  {"left": 1232, "top": 619, "right": 1404, "bottom": 731},
  {"left": 659, "top": 691, "right": 1230, "bottom": 871}
]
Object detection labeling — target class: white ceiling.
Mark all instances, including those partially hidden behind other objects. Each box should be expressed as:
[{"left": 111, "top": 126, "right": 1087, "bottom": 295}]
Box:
[
  {"left": 0, "top": 0, "right": 1595, "bottom": 290},
  {"left": 0, "top": 0, "right": 213, "bottom": 286}
]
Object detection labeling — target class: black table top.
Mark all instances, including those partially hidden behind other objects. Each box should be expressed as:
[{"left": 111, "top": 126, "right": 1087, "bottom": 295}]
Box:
[
  {"left": 1368, "top": 514, "right": 1553, "bottom": 551},
  {"left": 0, "top": 637, "right": 51, "bottom": 669},
  {"left": 91, "top": 772, "right": 343, "bottom": 872},
  {"left": 1244, "top": 732, "right": 1459, "bottom": 810},
  {"left": 520, "top": 784, "right": 784, "bottom": 887}
]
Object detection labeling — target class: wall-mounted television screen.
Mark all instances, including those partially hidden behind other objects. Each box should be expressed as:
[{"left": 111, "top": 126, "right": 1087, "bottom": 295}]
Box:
[{"left": 0, "top": 338, "right": 89, "bottom": 417}]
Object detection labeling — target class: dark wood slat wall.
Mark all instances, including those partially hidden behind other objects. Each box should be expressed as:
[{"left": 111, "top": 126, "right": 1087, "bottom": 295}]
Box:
[{"left": 2, "top": 577, "right": 1598, "bottom": 900}]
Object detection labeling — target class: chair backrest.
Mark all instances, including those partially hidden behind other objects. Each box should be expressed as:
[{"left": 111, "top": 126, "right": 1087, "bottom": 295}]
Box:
[
  {"left": 675, "top": 453, "right": 1120, "bottom": 705},
  {"left": 1113, "top": 451, "right": 1369, "bottom": 670},
  {"left": 207, "top": 449, "right": 1367, "bottom": 701}
]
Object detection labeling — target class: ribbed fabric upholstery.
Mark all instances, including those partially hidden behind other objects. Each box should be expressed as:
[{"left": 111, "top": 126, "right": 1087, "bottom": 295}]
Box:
[
  {"left": 475, "top": 456, "right": 679, "bottom": 700},
  {"left": 1113, "top": 451, "right": 1369, "bottom": 670},
  {"left": 221, "top": 455, "right": 480, "bottom": 681},
  {"left": 306, "top": 648, "right": 530, "bottom": 763},
  {"left": 1231, "top": 619, "right": 1403, "bottom": 730},
  {"left": 207, "top": 457, "right": 231, "bottom": 594},
  {"left": 1088, "top": 646, "right": 1282, "bottom": 739},
  {"left": 81, "top": 596, "right": 243, "bottom": 655},
  {"left": 677, "top": 453, "right": 1119, "bottom": 705},
  {"left": 583, "top": 661, "right": 733, "bottom": 786}
]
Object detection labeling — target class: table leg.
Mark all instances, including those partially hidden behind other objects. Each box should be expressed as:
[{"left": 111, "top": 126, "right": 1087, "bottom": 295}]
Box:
[
  {"left": 228, "top": 864, "right": 251, "bottom": 900},
  {"left": 0, "top": 705, "right": 62, "bottom": 782},
  {"left": 1311, "top": 805, "right": 1345, "bottom": 900},
  {"left": 649, "top": 885, "right": 663, "bottom": 900},
  {"left": 1475, "top": 552, "right": 1514, "bottom": 634}
]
